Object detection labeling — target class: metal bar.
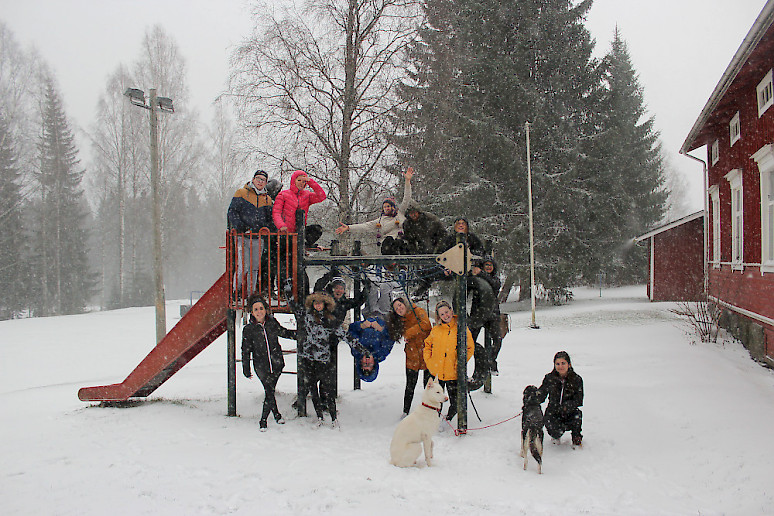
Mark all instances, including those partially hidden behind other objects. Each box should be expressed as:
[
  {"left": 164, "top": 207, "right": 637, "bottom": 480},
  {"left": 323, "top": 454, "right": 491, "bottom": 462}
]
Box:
[
  {"left": 296, "top": 209, "right": 307, "bottom": 417},
  {"left": 227, "top": 308, "right": 237, "bottom": 416},
  {"left": 456, "top": 235, "right": 468, "bottom": 433},
  {"left": 352, "top": 241, "right": 362, "bottom": 391},
  {"left": 305, "top": 255, "right": 438, "bottom": 267},
  {"left": 484, "top": 326, "right": 492, "bottom": 394}
]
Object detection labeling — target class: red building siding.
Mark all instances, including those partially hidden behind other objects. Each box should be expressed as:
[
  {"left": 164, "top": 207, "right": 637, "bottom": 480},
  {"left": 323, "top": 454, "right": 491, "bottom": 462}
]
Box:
[
  {"left": 689, "top": 7, "right": 774, "bottom": 364},
  {"left": 649, "top": 218, "right": 704, "bottom": 302}
]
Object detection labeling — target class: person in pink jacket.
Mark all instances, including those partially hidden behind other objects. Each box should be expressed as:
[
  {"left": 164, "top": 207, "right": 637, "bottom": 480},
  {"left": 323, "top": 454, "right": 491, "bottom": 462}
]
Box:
[{"left": 272, "top": 170, "right": 327, "bottom": 244}]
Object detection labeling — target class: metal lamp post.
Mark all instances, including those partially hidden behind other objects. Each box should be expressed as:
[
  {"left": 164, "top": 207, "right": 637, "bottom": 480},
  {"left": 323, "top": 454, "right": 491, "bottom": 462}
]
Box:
[{"left": 124, "top": 88, "right": 175, "bottom": 343}]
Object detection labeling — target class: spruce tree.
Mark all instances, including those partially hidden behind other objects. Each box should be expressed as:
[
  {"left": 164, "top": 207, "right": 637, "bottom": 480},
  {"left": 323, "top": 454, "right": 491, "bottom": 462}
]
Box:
[
  {"left": 394, "top": 0, "right": 604, "bottom": 290},
  {"left": 0, "top": 113, "right": 28, "bottom": 318},
  {"left": 32, "top": 78, "right": 95, "bottom": 315},
  {"left": 589, "top": 29, "right": 667, "bottom": 283}
]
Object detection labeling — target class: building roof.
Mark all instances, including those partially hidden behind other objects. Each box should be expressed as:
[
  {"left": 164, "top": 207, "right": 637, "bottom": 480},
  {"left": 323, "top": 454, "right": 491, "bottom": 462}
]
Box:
[
  {"left": 634, "top": 211, "right": 704, "bottom": 242},
  {"left": 681, "top": 0, "right": 774, "bottom": 154}
]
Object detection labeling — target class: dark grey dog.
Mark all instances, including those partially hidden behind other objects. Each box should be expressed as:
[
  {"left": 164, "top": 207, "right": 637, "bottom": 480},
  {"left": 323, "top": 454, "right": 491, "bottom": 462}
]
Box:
[{"left": 520, "top": 385, "right": 544, "bottom": 474}]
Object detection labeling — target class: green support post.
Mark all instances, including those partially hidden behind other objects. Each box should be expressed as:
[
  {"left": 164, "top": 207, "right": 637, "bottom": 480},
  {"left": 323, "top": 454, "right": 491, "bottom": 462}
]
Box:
[
  {"left": 227, "top": 308, "right": 237, "bottom": 416},
  {"left": 455, "top": 234, "right": 468, "bottom": 434}
]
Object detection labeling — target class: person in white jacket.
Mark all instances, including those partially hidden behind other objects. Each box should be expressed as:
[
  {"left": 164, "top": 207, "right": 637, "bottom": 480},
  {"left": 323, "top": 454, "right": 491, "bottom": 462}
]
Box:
[{"left": 335, "top": 167, "right": 414, "bottom": 255}]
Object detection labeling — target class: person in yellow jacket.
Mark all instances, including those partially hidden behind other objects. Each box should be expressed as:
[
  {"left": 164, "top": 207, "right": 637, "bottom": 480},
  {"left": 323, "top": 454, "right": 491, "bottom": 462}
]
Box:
[
  {"left": 423, "top": 300, "right": 474, "bottom": 422},
  {"left": 388, "top": 294, "right": 433, "bottom": 417}
]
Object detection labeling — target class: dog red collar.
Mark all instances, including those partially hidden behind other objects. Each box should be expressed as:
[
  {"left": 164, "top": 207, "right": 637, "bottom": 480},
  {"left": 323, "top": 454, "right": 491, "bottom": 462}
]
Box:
[{"left": 422, "top": 402, "right": 441, "bottom": 414}]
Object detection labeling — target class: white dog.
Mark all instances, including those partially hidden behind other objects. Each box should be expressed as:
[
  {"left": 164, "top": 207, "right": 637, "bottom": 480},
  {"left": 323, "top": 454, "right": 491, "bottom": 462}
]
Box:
[{"left": 390, "top": 376, "right": 448, "bottom": 467}]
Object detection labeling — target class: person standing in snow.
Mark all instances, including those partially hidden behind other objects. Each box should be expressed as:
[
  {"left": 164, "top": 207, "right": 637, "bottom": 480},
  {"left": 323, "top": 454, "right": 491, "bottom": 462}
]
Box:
[
  {"left": 334, "top": 167, "right": 414, "bottom": 255},
  {"left": 241, "top": 294, "right": 296, "bottom": 431},
  {"left": 537, "top": 351, "right": 584, "bottom": 447},
  {"left": 387, "top": 294, "right": 433, "bottom": 416},
  {"left": 289, "top": 288, "right": 370, "bottom": 427},
  {"left": 423, "top": 300, "right": 474, "bottom": 423}
]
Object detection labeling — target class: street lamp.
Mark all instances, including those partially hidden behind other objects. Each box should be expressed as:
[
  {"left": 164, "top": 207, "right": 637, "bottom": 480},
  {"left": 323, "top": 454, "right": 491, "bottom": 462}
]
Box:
[{"left": 124, "top": 87, "right": 174, "bottom": 343}]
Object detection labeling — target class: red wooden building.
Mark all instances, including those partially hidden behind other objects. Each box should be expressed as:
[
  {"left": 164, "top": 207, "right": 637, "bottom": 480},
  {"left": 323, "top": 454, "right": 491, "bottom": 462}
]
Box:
[
  {"left": 681, "top": 0, "right": 774, "bottom": 366},
  {"left": 635, "top": 212, "right": 704, "bottom": 302}
]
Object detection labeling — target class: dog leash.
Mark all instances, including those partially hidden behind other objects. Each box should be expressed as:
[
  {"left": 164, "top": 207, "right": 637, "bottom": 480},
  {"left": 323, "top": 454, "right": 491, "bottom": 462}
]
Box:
[{"left": 444, "top": 411, "right": 522, "bottom": 436}]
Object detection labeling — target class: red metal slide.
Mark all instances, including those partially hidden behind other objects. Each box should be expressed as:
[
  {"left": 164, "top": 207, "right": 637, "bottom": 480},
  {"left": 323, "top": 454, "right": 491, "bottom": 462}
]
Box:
[{"left": 78, "top": 272, "right": 230, "bottom": 402}]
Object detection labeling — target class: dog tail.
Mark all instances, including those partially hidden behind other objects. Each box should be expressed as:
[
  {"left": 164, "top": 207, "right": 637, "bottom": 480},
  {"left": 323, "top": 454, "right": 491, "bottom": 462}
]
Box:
[{"left": 529, "top": 429, "right": 543, "bottom": 466}]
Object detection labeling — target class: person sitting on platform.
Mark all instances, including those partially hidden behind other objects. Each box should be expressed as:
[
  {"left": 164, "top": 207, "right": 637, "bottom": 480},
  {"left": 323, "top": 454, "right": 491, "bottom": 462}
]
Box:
[
  {"left": 334, "top": 167, "right": 414, "bottom": 255},
  {"left": 402, "top": 202, "right": 447, "bottom": 255}
]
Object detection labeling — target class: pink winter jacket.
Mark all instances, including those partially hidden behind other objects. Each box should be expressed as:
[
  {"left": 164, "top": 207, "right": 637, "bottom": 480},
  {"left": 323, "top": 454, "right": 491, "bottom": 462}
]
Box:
[{"left": 272, "top": 170, "right": 327, "bottom": 232}]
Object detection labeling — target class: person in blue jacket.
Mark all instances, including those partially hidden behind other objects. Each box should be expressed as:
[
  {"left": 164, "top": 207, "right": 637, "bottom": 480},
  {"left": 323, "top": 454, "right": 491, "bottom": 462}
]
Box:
[{"left": 347, "top": 316, "right": 395, "bottom": 382}]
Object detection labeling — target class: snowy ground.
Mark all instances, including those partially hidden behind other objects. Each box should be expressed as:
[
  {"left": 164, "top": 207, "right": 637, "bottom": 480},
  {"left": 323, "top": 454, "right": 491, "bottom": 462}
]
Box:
[{"left": 2, "top": 285, "right": 773, "bottom": 515}]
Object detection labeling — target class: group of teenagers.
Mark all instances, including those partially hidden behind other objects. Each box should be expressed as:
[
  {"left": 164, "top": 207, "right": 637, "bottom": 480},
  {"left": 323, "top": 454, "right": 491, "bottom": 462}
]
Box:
[{"left": 230, "top": 166, "right": 583, "bottom": 447}]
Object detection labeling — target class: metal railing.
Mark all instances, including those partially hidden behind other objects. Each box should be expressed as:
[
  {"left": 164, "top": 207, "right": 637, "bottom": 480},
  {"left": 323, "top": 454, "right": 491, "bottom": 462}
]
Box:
[{"left": 225, "top": 228, "right": 298, "bottom": 312}]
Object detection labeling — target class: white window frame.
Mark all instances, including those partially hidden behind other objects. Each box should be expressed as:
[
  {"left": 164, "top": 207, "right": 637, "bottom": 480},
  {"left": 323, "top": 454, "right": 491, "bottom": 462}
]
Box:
[
  {"left": 729, "top": 112, "right": 741, "bottom": 147},
  {"left": 709, "top": 185, "right": 720, "bottom": 267},
  {"left": 752, "top": 144, "right": 774, "bottom": 273},
  {"left": 725, "top": 168, "right": 743, "bottom": 269},
  {"left": 757, "top": 69, "right": 773, "bottom": 117},
  {"left": 711, "top": 139, "right": 719, "bottom": 165}
]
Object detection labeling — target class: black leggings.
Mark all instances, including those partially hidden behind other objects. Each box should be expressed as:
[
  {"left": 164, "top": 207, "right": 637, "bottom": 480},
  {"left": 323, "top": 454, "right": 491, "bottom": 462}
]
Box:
[
  {"left": 256, "top": 369, "right": 283, "bottom": 422},
  {"left": 437, "top": 379, "right": 459, "bottom": 420},
  {"left": 403, "top": 368, "right": 431, "bottom": 413},
  {"left": 306, "top": 360, "right": 336, "bottom": 420},
  {"left": 470, "top": 319, "right": 502, "bottom": 366}
]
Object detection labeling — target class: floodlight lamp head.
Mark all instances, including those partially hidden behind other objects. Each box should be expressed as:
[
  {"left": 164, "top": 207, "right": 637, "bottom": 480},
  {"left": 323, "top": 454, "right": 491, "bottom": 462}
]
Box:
[
  {"left": 156, "top": 96, "right": 174, "bottom": 113},
  {"left": 123, "top": 88, "right": 147, "bottom": 108}
]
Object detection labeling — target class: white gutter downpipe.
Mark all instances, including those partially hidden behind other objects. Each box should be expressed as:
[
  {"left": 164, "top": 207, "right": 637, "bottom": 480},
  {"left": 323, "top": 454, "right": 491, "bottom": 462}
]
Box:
[{"left": 681, "top": 151, "right": 709, "bottom": 295}]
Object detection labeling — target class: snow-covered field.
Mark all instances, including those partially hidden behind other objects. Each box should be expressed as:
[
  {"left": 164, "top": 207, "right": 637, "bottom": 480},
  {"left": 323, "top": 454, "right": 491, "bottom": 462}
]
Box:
[{"left": 2, "top": 285, "right": 773, "bottom": 515}]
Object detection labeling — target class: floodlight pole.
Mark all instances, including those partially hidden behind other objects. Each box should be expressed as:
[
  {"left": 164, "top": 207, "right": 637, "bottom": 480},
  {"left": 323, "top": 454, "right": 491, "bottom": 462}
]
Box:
[
  {"left": 525, "top": 121, "right": 539, "bottom": 329},
  {"left": 148, "top": 89, "right": 166, "bottom": 344}
]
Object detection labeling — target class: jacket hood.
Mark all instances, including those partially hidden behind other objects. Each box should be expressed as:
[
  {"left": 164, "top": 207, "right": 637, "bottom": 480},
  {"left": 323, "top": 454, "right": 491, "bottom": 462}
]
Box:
[
  {"left": 290, "top": 170, "right": 308, "bottom": 194},
  {"left": 305, "top": 291, "right": 336, "bottom": 312}
]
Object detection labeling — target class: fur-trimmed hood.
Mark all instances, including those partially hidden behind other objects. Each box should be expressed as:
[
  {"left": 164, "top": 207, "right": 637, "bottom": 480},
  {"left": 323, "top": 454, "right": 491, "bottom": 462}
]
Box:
[{"left": 305, "top": 291, "right": 336, "bottom": 313}]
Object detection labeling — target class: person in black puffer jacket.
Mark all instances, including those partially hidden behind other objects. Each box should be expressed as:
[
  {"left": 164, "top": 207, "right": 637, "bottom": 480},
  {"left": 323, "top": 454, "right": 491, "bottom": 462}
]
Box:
[
  {"left": 242, "top": 294, "right": 297, "bottom": 431},
  {"left": 537, "top": 351, "right": 584, "bottom": 446},
  {"left": 470, "top": 257, "right": 502, "bottom": 375}
]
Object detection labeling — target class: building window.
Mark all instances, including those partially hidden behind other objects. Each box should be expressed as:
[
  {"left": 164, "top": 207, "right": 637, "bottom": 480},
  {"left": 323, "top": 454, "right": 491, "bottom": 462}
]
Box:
[
  {"left": 710, "top": 186, "right": 720, "bottom": 266},
  {"left": 758, "top": 69, "right": 773, "bottom": 117},
  {"left": 725, "top": 169, "right": 743, "bottom": 268},
  {"left": 753, "top": 144, "right": 774, "bottom": 273},
  {"left": 729, "top": 112, "right": 741, "bottom": 147},
  {"left": 764, "top": 169, "right": 774, "bottom": 266},
  {"left": 711, "top": 139, "right": 719, "bottom": 165}
]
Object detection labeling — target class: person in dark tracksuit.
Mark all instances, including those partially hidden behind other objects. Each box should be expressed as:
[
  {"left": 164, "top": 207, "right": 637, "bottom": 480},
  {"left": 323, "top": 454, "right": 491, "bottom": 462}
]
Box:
[
  {"left": 241, "top": 294, "right": 296, "bottom": 431},
  {"left": 537, "top": 351, "right": 584, "bottom": 446}
]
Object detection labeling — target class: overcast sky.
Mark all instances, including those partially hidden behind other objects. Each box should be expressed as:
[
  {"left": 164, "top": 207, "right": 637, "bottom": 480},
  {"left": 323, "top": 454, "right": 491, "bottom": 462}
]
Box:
[{"left": 2, "top": 0, "right": 770, "bottom": 214}]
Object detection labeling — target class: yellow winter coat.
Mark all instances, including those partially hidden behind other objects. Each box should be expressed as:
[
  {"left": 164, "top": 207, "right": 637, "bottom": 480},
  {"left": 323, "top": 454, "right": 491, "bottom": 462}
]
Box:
[
  {"left": 423, "top": 315, "right": 474, "bottom": 381},
  {"left": 402, "top": 304, "right": 432, "bottom": 371}
]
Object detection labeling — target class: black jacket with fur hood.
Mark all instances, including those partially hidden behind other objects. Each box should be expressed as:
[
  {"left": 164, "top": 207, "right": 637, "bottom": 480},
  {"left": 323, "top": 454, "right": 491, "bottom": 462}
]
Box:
[{"left": 291, "top": 291, "right": 365, "bottom": 363}]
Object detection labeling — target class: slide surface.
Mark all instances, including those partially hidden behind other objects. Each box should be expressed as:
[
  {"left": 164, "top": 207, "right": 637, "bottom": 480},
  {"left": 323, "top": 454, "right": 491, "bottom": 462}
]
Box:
[{"left": 78, "top": 273, "right": 230, "bottom": 402}]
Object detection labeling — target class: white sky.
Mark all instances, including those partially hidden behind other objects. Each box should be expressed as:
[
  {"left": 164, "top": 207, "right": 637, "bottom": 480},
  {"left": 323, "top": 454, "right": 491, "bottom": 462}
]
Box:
[{"left": 1, "top": 0, "right": 770, "bottom": 213}]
